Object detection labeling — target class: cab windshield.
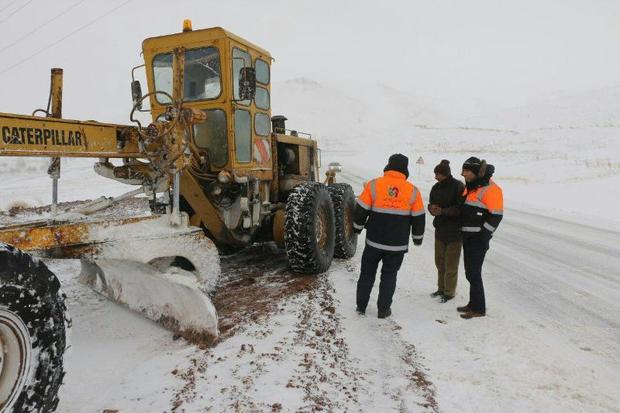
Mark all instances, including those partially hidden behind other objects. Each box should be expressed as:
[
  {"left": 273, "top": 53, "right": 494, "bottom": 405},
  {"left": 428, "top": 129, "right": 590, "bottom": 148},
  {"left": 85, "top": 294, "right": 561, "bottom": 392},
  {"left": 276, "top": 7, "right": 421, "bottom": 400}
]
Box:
[{"left": 153, "top": 47, "right": 222, "bottom": 104}]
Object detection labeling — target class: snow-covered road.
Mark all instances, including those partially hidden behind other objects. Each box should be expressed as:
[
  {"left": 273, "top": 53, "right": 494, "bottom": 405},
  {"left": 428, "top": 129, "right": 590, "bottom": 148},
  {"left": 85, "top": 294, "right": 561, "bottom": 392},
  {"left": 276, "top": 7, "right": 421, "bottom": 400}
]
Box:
[
  {"left": 492, "top": 208, "right": 620, "bottom": 351},
  {"left": 338, "top": 170, "right": 620, "bottom": 412},
  {"left": 2, "top": 159, "right": 619, "bottom": 412}
]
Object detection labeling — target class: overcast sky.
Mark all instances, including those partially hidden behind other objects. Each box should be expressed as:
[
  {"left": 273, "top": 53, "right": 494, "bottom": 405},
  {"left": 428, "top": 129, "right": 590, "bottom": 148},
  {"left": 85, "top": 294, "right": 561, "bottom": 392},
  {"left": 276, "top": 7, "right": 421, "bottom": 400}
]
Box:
[{"left": 1, "top": 0, "right": 619, "bottom": 120}]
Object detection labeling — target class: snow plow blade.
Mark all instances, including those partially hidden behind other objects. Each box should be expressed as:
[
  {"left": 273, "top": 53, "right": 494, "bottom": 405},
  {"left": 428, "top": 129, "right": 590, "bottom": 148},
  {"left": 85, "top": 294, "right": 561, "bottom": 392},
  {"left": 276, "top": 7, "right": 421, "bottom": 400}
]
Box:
[{"left": 0, "top": 214, "right": 220, "bottom": 345}]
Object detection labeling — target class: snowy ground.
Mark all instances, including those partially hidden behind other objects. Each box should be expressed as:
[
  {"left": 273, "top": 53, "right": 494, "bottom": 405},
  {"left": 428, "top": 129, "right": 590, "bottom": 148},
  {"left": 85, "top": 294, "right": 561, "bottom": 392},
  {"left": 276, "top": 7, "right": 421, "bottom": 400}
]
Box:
[
  {"left": 35, "top": 187, "right": 620, "bottom": 412},
  {"left": 1, "top": 156, "right": 617, "bottom": 412},
  {"left": 1, "top": 84, "right": 619, "bottom": 412}
]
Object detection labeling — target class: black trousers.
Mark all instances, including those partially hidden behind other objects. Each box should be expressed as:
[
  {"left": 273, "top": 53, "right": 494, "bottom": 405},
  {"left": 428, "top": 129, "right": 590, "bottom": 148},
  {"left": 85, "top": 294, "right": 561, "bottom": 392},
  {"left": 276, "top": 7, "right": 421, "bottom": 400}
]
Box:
[
  {"left": 356, "top": 245, "right": 405, "bottom": 312},
  {"left": 462, "top": 236, "right": 490, "bottom": 313}
]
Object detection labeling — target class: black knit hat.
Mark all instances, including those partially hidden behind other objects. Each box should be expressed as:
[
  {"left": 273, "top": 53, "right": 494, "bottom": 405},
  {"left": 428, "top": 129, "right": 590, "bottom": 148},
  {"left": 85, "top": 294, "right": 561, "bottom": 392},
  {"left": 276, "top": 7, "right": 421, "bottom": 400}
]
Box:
[
  {"left": 462, "top": 156, "right": 482, "bottom": 175},
  {"left": 384, "top": 153, "right": 409, "bottom": 178},
  {"left": 434, "top": 159, "right": 451, "bottom": 176}
]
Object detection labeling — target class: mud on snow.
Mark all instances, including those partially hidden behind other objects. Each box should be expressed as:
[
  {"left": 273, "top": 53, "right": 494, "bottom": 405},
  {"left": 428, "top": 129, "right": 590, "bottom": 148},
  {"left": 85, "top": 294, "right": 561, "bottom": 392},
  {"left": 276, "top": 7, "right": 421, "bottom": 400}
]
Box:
[{"left": 171, "top": 245, "right": 438, "bottom": 412}]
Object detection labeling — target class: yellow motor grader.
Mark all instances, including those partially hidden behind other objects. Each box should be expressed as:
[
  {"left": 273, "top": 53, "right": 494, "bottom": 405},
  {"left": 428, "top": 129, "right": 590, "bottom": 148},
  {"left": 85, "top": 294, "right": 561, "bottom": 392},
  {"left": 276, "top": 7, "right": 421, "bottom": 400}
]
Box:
[{"left": 0, "top": 22, "right": 357, "bottom": 412}]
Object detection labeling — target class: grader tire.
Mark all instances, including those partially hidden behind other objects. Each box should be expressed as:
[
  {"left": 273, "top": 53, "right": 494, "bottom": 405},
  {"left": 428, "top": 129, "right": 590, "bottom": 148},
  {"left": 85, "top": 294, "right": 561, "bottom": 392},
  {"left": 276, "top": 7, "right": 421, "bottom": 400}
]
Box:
[
  {"left": 0, "top": 244, "right": 69, "bottom": 413},
  {"left": 327, "top": 183, "right": 358, "bottom": 259},
  {"left": 285, "top": 182, "right": 335, "bottom": 274}
]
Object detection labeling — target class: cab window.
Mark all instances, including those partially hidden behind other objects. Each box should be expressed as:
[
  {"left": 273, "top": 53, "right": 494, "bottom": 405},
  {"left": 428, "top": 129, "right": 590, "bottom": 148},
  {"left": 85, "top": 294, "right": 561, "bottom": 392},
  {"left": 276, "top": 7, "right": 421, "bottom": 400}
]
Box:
[
  {"left": 255, "top": 87, "right": 270, "bottom": 110},
  {"left": 255, "top": 59, "right": 270, "bottom": 84},
  {"left": 234, "top": 109, "right": 251, "bottom": 162},
  {"left": 232, "top": 48, "right": 252, "bottom": 105},
  {"left": 255, "top": 113, "right": 270, "bottom": 136},
  {"left": 153, "top": 53, "right": 173, "bottom": 104},
  {"left": 184, "top": 47, "right": 221, "bottom": 101},
  {"left": 193, "top": 109, "right": 227, "bottom": 168}
]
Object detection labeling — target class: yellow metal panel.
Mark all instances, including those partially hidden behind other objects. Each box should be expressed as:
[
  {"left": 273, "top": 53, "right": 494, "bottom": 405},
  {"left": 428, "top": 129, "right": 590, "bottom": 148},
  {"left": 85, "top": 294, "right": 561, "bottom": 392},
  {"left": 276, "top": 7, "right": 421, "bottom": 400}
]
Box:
[
  {"left": 142, "top": 27, "right": 271, "bottom": 60},
  {"left": 0, "top": 113, "right": 141, "bottom": 158},
  {"left": 0, "top": 216, "right": 157, "bottom": 256},
  {"left": 274, "top": 133, "right": 316, "bottom": 148},
  {"left": 142, "top": 26, "right": 274, "bottom": 179},
  {"left": 179, "top": 170, "right": 245, "bottom": 247},
  {"left": 272, "top": 209, "right": 285, "bottom": 247}
]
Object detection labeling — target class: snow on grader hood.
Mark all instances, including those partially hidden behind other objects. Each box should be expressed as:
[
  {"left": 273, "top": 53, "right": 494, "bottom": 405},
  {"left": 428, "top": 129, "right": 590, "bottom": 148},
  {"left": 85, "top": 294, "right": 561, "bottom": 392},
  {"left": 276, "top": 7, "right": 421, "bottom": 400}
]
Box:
[{"left": 0, "top": 22, "right": 357, "bottom": 412}]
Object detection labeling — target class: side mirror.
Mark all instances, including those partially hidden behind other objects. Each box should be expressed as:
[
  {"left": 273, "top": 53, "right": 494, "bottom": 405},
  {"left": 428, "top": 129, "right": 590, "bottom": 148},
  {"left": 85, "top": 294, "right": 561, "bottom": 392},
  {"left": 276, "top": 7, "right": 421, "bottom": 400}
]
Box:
[
  {"left": 238, "top": 67, "right": 256, "bottom": 101},
  {"left": 131, "top": 80, "right": 143, "bottom": 110}
]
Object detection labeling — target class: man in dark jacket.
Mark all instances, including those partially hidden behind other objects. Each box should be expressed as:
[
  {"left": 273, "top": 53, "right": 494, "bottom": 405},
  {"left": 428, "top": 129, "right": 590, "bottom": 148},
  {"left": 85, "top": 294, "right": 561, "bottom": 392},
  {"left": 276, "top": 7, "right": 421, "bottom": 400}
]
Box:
[
  {"left": 353, "top": 154, "right": 425, "bottom": 318},
  {"left": 458, "top": 157, "right": 503, "bottom": 319},
  {"left": 428, "top": 160, "right": 465, "bottom": 303}
]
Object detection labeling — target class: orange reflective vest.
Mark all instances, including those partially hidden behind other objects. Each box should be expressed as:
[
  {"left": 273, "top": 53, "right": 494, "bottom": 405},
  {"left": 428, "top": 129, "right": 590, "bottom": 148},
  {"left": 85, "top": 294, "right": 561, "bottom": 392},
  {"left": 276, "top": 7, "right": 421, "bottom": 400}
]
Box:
[
  {"left": 354, "top": 170, "right": 425, "bottom": 252},
  {"left": 461, "top": 180, "right": 503, "bottom": 238}
]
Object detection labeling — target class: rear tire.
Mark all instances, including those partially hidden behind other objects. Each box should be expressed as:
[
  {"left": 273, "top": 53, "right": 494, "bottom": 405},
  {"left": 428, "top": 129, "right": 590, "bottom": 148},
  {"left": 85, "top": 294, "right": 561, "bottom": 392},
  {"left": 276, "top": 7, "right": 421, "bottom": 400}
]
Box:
[
  {"left": 0, "top": 244, "right": 69, "bottom": 413},
  {"left": 285, "top": 182, "right": 335, "bottom": 274},
  {"left": 327, "top": 183, "right": 358, "bottom": 259}
]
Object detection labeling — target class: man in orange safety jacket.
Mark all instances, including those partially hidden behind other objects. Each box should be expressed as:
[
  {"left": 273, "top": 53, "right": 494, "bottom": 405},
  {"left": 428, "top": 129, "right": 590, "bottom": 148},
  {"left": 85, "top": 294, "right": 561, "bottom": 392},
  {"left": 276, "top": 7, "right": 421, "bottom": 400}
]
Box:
[
  {"left": 353, "top": 154, "right": 425, "bottom": 318},
  {"left": 457, "top": 157, "right": 503, "bottom": 319}
]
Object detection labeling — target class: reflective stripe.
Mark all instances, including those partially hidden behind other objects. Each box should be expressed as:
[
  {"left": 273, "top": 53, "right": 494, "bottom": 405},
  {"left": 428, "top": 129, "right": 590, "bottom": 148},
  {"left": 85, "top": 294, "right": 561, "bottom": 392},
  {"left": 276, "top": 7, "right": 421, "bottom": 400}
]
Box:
[
  {"left": 462, "top": 226, "right": 481, "bottom": 232},
  {"left": 489, "top": 209, "right": 503, "bottom": 215},
  {"left": 465, "top": 200, "right": 487, "bottom": 209},
  {"left": 370, "top": 179, "right": 377, "bottom": 203},
  {"left": 408, "top": 187, "right": 418, "bottom": 207},
  {"left": 411, "top": 210, "right": 425, "bottom": 217},
  {"left": 356, "top": 199, "right": 370, "bottom": 210},
  {"left": 412, "top": 234, "right": 424, "bottom": 240},
  {"left": 371, "top": 207, "right": 411, "bottom": 216},
  {"left": 366, "top": 239, "right": 409, "bottom": 251},
  {"left": 483, "top": 222, "right": 496, "bottom": 232},
  {"left": 353, "top": 222, "right": 364, "bottom": 230}
]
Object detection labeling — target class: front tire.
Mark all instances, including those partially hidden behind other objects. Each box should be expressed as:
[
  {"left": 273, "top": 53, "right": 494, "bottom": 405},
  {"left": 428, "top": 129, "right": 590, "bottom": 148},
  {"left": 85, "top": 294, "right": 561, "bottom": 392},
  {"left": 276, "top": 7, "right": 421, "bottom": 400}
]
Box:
[
  {"left": 285, "top": 182, "right": 335, "bottom": 274},
  {"left": 0, "top": 244, "right": 69, "bottom": 413},
  {"left": 327, "top": 183, "right": 358, "bottom": 259}
]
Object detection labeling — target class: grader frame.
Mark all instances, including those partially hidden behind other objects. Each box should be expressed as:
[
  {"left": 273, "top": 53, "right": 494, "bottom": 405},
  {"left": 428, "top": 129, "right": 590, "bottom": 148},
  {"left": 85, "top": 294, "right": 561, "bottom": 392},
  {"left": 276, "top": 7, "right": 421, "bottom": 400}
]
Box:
[{"left": 0, "top": 23, "right": 357, "bottom": 412}]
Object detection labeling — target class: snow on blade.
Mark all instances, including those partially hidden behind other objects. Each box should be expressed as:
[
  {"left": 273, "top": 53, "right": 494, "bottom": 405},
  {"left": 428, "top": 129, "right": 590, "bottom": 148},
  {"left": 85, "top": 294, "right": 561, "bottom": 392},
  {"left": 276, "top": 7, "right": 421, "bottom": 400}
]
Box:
[{"left": 80, "top": 215, "right": 220, "bottom": 345}]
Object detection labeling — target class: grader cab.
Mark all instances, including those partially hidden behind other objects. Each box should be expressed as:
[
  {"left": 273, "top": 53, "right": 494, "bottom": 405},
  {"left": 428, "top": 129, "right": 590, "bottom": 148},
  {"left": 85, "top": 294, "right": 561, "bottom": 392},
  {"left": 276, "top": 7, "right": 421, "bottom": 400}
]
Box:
[{"left": 0, "top": 23, "right": 356, "bottom": 412}]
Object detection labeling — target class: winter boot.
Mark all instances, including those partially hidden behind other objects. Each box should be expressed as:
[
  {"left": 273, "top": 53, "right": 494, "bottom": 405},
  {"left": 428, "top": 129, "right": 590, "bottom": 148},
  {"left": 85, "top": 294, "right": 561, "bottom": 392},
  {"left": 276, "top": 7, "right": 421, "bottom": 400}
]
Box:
[
  {"left": 377, "top": 308, "right": 392, "bottom": 319},
  {"left": 430, "top": 290, "right": 443, "bottom": 298},
  {"left": 440, "top": 295, "right": 454, "bottom": 303},
  {"left": 460, "top": 311, "right": 486, "bottom": 319},
  {"left": 457, "top": 304, "right": 472, "bottom": 313},
  {"left": 356, "top": 306, "right": 366, "bottom": 315}
]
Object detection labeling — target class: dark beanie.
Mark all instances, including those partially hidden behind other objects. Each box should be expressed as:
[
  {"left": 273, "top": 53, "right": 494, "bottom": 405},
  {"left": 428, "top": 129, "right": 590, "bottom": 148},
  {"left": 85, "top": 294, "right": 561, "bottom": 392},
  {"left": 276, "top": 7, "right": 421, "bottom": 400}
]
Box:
[
  {"left": 462, "top": 156, "right": 482, "bottom": 175},
  {"left": 434, "top": 159, "right": 451, "bottom": 176},
  {"left": 384, "top": 153, "right": 409, "bottom": 178}
]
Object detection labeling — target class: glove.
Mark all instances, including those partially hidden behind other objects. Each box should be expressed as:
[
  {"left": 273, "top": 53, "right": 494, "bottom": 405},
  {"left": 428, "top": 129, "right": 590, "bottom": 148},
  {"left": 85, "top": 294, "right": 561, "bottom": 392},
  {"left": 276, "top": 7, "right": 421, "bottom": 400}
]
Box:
[{"left": 413, "top": 237, "right": 423, "bottom": 246}]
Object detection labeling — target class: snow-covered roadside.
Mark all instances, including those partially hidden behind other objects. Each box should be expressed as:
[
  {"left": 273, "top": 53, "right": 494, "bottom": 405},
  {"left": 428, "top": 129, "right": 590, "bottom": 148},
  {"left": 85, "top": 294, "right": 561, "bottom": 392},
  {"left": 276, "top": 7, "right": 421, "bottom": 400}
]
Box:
[
  {"left": 340, "top": 231, "right": 620, "bottom": 412},
  {"left": 50, "top": 249, "right": 439, "bottom": 412},
  {"left": 48, "top": 259, "right": 190, "bottom": 412},
  {"left": 0, "top": 158, "right": 130, "bottom": 212},
  {"left": 333, "top": 168, "right": 620, "bottom": 413},
  {"left": 47, "top": 193, "right": 620, "bottom": 412},
  {"left": 1, "top": 100, "right": 618, "bottom": 411}
]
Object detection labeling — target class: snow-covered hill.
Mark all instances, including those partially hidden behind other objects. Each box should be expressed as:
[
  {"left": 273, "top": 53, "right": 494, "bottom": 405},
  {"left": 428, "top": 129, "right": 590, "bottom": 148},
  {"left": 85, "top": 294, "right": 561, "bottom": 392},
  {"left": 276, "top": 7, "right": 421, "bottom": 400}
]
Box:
[
  {"left": 271, "top": 78, "right": 620, "bottom": 225},
  {"left": 461, "top": 85, "right": 620, "bottom": 130}
]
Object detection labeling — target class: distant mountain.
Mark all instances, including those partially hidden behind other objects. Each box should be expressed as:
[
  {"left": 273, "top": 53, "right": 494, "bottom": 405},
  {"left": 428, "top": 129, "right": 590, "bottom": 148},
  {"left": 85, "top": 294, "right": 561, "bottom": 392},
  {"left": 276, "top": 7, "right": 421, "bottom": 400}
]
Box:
[
  {"left": 271, "top": 77, "right": 447, "bottom": 149},
  {"left": 459, "top": 85, "right": 620, "bottom": 130}
]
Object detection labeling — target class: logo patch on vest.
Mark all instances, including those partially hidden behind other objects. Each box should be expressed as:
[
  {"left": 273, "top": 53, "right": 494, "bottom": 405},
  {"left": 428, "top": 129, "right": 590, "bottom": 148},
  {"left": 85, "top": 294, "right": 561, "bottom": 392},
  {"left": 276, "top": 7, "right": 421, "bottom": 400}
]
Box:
[{"left": 388, "top": 186, "right": 399, "bottom": 198}]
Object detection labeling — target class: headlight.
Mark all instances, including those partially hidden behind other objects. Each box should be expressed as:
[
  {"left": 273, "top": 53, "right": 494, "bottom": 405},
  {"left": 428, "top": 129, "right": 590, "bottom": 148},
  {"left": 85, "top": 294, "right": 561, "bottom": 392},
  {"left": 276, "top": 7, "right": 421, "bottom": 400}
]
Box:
[
  {"left": 217, "top": 170, "right": 232, "bottom": 184},
  {"left": 210, "top": 183, "right": 222, "bottom": 196}
]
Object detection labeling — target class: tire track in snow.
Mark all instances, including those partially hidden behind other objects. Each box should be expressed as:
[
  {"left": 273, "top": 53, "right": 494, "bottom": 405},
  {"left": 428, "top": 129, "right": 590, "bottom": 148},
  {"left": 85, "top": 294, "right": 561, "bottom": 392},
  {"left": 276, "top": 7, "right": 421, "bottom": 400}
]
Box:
[
  {"left": 171, "top": 255, "right": 438, "bottom": 411},
  {"left": 488, "top": 235, "right": 620, "bottom": 359}
]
